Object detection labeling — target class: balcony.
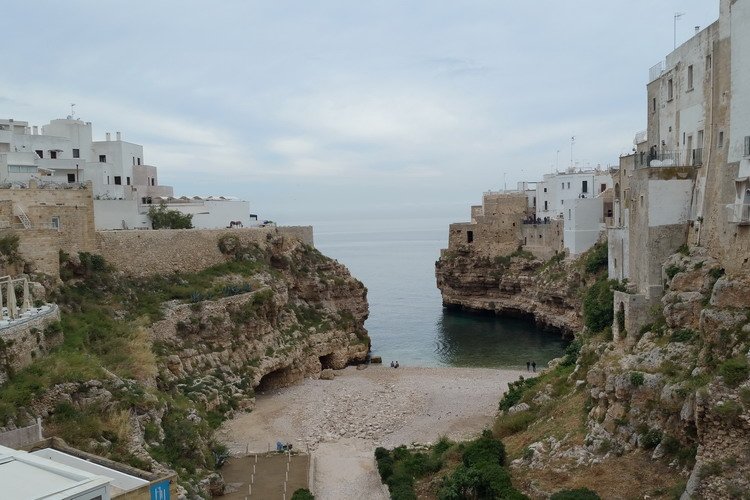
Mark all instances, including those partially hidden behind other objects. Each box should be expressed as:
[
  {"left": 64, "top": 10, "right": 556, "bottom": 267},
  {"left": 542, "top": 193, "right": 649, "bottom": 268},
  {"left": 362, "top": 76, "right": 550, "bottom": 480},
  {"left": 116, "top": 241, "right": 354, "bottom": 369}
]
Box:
[{"left": 644, "top": 149, "right": 704, "bottom": 168}]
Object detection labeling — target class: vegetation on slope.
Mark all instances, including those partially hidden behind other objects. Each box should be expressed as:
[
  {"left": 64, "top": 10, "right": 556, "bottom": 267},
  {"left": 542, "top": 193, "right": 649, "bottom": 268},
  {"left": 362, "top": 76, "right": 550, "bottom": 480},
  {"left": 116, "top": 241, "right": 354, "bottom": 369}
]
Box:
[{"left": 0, "top": 239, "right": 365, "bottom": 497}]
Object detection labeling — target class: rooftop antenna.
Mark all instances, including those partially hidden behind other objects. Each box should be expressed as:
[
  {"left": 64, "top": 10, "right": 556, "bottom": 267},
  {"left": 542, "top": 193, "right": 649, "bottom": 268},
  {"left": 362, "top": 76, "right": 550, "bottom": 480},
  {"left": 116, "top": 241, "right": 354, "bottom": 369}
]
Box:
[
  {"left": 674, "top": 12, "right": 685, "bottom": 50},
  {"left": 570, "top": 136, "right": 575, "bottom": 169},
  {"left": 70, "top": 103, "right": 76, "bottom": 119}
]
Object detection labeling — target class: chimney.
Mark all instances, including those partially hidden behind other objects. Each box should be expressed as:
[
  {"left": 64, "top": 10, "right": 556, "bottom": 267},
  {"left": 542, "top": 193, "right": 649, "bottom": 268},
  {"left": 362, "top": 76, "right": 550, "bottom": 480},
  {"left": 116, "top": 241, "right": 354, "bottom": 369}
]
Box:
[
  {"left": 106, "top": 132, "right": 111, "bottom": 141},
  {"left": 116, "top": 131, "right": 121, "bottom": 141},
  {"left": 32, "top": 126, "right": 38, "bottom": 135},
  {"left": 695, "top": 26, "right": 700, "bottom": 34}
]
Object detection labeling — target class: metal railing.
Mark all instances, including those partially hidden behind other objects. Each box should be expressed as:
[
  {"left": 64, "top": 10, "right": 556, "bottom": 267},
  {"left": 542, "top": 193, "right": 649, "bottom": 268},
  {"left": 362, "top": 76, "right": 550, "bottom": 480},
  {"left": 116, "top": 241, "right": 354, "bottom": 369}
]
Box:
[{"left": 642, "top": 149, "right": 704, "bottom": 168}]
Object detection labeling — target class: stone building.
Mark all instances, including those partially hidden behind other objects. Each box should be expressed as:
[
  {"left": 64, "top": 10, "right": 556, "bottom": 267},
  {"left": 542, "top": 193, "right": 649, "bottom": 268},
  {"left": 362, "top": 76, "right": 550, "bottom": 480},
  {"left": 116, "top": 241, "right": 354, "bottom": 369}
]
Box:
[
  {"left": 0, "top": 180, "right": 96, "bottom": 276},
  {"left": 0, "top": 117, "right": 252, "bottom": 230},
  {"left": 447, "top": 191, "right": 530, "bottom": 257},
  {"left": 610, "top": 0, "right": 750, "bottom": 339}
]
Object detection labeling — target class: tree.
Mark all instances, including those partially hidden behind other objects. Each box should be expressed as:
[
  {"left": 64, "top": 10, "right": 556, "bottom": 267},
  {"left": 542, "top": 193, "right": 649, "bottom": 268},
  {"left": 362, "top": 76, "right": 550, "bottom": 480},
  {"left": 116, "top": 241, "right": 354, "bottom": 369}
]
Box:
[{"left": 147, "top": 203, "right": 193, "bottom": 229}]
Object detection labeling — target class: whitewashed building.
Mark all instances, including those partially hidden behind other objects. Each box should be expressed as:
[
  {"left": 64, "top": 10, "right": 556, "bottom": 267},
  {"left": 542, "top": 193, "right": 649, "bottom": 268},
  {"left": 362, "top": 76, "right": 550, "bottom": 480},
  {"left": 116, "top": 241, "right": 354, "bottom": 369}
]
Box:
[{"left": 0, "top": 117, "right": 252, "bottom": 230}]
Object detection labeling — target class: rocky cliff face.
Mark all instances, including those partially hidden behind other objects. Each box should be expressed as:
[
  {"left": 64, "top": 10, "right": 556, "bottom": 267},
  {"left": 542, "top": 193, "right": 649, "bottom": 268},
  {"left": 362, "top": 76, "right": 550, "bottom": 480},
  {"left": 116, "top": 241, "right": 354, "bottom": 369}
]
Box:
[
  {"left": 0, "top": 234, "right": 369, "bottom": 497},
  {"left": 581, "top": 249, "right": 749, "bottom": 499},
  {"left": 435, "top": 248, "right": 583, "bottom": 336}
]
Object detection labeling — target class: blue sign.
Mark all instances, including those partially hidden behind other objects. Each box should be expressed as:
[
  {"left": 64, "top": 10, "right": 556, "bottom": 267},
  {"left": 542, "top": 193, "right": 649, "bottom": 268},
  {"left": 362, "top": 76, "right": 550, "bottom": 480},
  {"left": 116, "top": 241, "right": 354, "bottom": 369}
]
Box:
[{"left": 150, "top": 480, "right": 170, "bottom": 500}]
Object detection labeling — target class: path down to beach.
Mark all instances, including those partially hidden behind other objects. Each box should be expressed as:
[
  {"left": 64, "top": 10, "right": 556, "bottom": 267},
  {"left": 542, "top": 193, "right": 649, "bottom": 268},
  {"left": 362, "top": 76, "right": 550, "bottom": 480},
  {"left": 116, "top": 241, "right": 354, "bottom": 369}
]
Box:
[{"left": 218, "top": 365, "right": 527, "bottom": 499}]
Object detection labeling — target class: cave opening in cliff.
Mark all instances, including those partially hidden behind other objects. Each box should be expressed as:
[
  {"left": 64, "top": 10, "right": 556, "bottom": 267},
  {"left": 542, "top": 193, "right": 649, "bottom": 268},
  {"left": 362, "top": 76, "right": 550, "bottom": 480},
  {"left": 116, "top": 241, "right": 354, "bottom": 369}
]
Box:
[
  {"left": 319, "top": 353, "right": 336, "bottom": 370},
  {"left": 256, "top": 366, "right": 294, "bottom": 392}
]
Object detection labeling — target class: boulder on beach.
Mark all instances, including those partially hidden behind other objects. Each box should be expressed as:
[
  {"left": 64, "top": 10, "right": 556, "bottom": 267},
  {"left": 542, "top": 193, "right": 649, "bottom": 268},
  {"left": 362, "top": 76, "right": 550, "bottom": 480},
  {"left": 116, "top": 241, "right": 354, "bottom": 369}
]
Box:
[
  {"left": 370, "top": 356, "right": 383, "bottom": 364},
  {"left": 320, "top": 369, "right": 335, "bottom": 380}
]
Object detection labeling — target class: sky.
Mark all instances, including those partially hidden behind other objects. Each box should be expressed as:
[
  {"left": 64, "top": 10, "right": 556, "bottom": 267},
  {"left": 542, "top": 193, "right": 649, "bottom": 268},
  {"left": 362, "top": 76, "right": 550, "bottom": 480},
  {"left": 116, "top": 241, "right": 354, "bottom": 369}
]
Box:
[{"left": 2, "top": 1, "right": 720, "bottom": 224}]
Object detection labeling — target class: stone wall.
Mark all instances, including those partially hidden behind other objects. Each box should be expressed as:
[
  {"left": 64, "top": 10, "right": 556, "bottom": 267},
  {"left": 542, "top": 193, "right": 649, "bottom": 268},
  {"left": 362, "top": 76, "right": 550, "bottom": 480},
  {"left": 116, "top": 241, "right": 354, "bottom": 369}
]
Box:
[
  {"left": 0, "top": 306, "right": 62, "bottom": 384},
  {"left": 0, "top": 181, "right": 96, "bottom": 276},
  {"left": 447, "top": 192, "right": 528, "bottom": 258},
  {"left": 96, "top": 226, "right": 314, "bottom": 277},
  {"left": 521, "top": 219, "right": 564, "bottom": 260}
]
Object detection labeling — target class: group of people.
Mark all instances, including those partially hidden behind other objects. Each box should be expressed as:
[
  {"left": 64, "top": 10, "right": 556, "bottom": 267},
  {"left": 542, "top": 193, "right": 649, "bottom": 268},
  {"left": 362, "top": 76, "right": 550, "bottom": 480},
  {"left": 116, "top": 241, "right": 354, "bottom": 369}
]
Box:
[
  {"left": 522, "top": 215, "right": 552, "bottom": 225},
  {"left": 390, "top": 360, "right": 400, "bottom": 368},
  {"left": 526, "top": 360, "right": 537, "bottom": 372}
]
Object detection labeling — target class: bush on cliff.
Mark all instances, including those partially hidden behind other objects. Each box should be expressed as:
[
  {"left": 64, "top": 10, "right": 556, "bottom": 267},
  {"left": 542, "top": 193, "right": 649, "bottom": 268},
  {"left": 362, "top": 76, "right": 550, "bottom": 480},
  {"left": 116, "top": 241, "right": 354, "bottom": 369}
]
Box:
[
  {"left": 583, "top": 241, "right": 608, "bottom": 275},
  {"left": 291, "top": 489, "right": 314, "bottom": 500},
  {"left": 718, "top": 357, "right": 749, "bottom": 387},
  {"left": 582, "top": 277, "right": 618, "bottom": 332}
]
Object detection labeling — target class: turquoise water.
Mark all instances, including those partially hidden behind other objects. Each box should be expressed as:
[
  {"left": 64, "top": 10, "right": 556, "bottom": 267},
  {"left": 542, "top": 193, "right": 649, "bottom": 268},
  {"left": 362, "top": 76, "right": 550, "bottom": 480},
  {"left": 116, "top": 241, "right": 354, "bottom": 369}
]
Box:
[{"left": 313, "top": 218, "right": 567, "bottom": 370}]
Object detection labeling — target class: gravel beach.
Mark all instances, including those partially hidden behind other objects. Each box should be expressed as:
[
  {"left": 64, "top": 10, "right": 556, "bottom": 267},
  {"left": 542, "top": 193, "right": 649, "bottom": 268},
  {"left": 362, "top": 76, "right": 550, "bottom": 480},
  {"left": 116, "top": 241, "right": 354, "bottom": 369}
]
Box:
[{"left": 217, "top": 365, "right": 528, "bottom": 499}]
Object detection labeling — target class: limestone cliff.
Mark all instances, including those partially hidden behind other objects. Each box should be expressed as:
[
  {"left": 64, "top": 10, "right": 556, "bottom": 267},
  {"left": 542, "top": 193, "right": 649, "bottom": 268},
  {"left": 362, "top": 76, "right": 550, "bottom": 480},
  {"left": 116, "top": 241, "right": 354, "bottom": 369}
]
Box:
[
  {"left": 435, "top": 247, "right": 583, "bottom": 336},
  {"left": 0, "top": 233, "right": 369, "bottom": 497}
]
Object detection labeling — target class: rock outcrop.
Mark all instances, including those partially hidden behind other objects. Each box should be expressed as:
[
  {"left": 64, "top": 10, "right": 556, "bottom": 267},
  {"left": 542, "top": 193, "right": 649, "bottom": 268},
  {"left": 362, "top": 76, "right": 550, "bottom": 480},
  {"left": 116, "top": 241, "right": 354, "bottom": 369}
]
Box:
[{"left": 435, "top": 247, "right": 582, "bottom": 335}]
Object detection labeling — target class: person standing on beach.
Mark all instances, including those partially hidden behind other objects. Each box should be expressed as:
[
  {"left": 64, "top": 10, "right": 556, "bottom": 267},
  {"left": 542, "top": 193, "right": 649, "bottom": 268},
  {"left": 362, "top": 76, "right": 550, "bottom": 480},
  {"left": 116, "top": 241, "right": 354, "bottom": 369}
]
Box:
[
  {"left": 526, "top": 361, "right": 531, "bottom": 372},
  {"left": 531, "top": 361, "right": 536, "bottom": 372}
]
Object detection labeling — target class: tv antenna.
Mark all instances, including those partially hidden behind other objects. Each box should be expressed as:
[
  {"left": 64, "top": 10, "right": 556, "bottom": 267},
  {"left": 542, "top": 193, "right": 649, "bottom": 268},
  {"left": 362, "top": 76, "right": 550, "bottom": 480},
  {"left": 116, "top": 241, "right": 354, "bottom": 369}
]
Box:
[
  {"left": 70, "top": 103, "right": 76, "bottom": 118},
  {"left": 674, "top": 12, "right": 685, "bottom": 49}
]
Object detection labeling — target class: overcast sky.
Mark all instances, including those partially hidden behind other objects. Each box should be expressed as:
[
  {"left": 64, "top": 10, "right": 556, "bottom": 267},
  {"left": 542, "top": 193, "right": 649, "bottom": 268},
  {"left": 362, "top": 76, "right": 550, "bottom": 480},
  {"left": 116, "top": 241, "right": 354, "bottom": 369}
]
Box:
[{"left": 3, "top": 1, "right": 719, "bottom": 223}]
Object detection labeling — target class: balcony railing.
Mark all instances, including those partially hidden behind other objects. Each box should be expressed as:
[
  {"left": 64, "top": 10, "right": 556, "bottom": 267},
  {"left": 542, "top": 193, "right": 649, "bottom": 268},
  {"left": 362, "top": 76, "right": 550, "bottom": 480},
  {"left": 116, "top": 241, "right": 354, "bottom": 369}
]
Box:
[{"left": 639, "top": 149, "right": 704, "bottom": 168}]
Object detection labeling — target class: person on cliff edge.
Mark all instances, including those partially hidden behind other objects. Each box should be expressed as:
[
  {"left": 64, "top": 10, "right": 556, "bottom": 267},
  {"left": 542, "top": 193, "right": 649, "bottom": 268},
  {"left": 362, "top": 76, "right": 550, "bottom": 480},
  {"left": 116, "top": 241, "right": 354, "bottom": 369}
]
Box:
[
  {"left": 532, "top": 361, "right": 536, "bottom": 372},
  {"left": 526, "top": 361, "right": 531, "bottom": 372}
]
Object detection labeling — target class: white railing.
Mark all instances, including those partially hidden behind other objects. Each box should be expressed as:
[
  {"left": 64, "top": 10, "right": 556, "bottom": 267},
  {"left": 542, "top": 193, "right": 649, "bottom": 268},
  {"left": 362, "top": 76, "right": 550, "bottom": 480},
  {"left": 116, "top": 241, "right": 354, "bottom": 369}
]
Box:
[{"left": 649, "top": 61, "right": 665, "bottom": 82}]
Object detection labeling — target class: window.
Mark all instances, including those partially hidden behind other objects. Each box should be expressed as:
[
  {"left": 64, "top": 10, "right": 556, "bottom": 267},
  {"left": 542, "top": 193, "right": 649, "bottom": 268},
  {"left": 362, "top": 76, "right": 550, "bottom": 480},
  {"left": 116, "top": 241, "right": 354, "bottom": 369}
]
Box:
[
  {"left": 99, "top": 154, "right": 107, "bottom": 162},
  {"left": 544, "top": 200, "right": 548, "bottom": 210},
  {"left": 114, "top": 176, "right": 122, "bottom": 185},
  {"left": 126, "top": 176, "right": 131, "bottom": 185},
  {"left": 567, "top": 182, "right": 570, "bottom": 189},
  {"left": 51, "top": 216, "right": 60, "bottom": 230},
  {"left": 683, "top": 132, "right": 686, "bottom": 145},
  {"left": 132, "top": 156, "right": 136, "bottom": 165},
  {"left": 561, "top": 182, "right": 564, "bottom": 189},
  {"left": 668, "top": 78, "right": 674, "bottom": 101},
  {"left": 67, "top": 173, "right": 76, "bottom": 183},
  {"left": 568, "top": 209, "right": 571, "bottom": 220},
  {"left": 72, "top": 148, "right": 80, "bottom": 158},
  {"left": 151, "top": 178, "right": 155, "bottom": 186},
  {"left": 543, "top": 187, "right": 547, "bottom": 193},
  {"left": 652, "top": 97, "right": 657, "bottom": 113},
  {"left": 137, "top": 157, "right": 141, "bottom": 165},
  {"left": 49, "top": 150, "right": 57, "bottom": 159},
  {"left": 744, "top": 136, "right": 750, "bottom": 157},
  {"left": 687, "top": 65, "right": 694, "bottom": 90},
  {"left": 467, "top": 231, "right": 474, "bottom": 244},
  {"left": 582, "top": 180, "right": 588, "bottom": 193},
  {"left": 706, "top": 54, "right": 712, "bottom": 70},
  {"left": 107, "top": 175, "right": 110, "bottom": 184},
  {"left": 600, "top": 183, "right": 607, "bottom": 193},
  {"left": 35, "top": 150, "right": 43, "bottom": 158},
  {"left": 718, "top": 131, "right": 724, "bottom": 148}
]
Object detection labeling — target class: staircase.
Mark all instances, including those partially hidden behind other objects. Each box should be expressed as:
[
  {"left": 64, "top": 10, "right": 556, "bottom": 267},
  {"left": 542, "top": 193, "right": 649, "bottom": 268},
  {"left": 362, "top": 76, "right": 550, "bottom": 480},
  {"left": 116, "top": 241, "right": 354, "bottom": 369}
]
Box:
[{"left": 14, "top": 205, "right": 32, "bottom": 229}]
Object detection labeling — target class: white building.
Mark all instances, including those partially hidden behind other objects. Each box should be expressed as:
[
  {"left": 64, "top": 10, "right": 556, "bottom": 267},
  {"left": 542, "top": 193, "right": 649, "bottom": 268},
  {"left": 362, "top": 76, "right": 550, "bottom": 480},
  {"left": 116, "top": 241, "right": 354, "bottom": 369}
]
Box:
[
  {"left": 535, "top": 169, "right": 612, "bottom": 219},
  {"left": 0, "top": 117, "right": 251, "bottom": 230}
]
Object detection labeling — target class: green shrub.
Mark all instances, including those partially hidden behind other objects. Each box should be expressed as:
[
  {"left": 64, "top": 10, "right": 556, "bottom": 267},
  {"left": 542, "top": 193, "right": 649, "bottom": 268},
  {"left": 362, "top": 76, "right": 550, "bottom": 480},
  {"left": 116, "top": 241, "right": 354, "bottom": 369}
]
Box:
[
  {"left": 630, "top": 372, "right": 645, "bottom": 387},
  {"left": 583, "top": 278, "right": 616, "bottom": 332},
  {"left": 550, "top": 488, "right": 601, "bottom": 500},
  {"left": 561, "top": 340, "right": 581, "bottom": 367},
  {"left": 584, "top": 242, "right": 608, "bottom": 275},
  {"left": 498, "top": 376, "right": 539, "bottom": 411},
  {"left": 148, "top": 203, "right": 194, "bottom": 229},
  {"left": 462, "top": 430, "right": 506, "bottom": 467},
  {"left": 660, "top": 435, "right": 681, "bottom": 456},
  {"left": 291, "top": 488, "right": 315, "bottom": 500},
  {"left": 671, "top": 328, "right": 695, "bottom": 342},
  {"left": 665, "top": 265, "right": 682, "bottom": 280},
  {"left": 0, "top": 234, "right": 21, "bottom": 262},
  {"left": 718, "top": 357, "right": 749, "bottom": 387},
  {"left": 640, "top": 428, "right": 662, "bottom": 449}
]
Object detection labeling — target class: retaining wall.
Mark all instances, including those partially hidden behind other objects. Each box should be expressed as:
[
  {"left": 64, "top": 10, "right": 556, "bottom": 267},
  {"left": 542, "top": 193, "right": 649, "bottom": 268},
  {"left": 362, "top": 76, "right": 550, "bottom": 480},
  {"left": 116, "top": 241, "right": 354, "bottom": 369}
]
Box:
[{"left": 96, "top": 226, "right": 314, "bottom": 277}]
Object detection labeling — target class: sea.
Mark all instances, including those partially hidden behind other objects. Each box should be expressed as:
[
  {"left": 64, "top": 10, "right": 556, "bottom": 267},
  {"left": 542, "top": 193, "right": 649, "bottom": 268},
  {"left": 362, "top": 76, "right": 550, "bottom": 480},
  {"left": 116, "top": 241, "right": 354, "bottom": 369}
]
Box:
[{"left": 311, "top": 217, "right": 568, "bottom": 370}]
